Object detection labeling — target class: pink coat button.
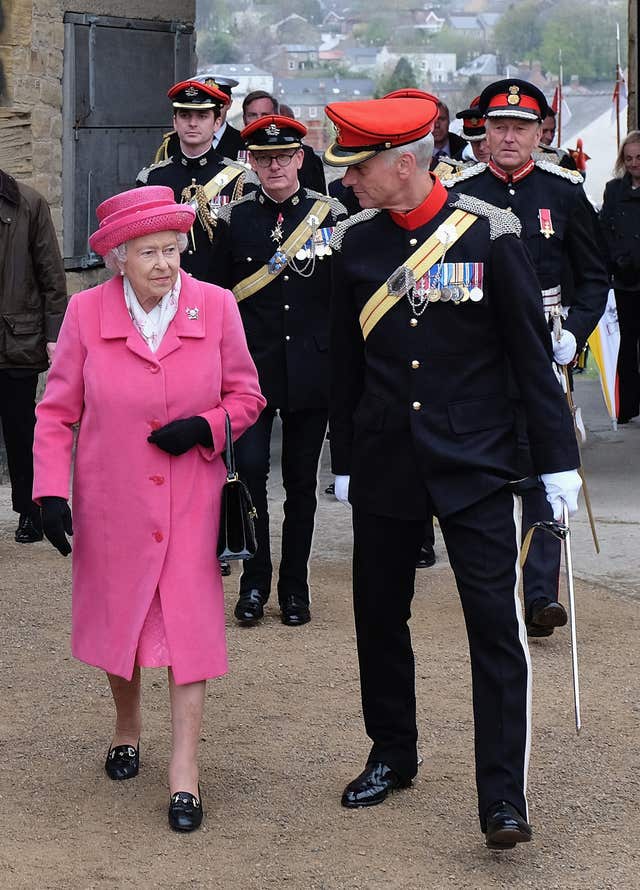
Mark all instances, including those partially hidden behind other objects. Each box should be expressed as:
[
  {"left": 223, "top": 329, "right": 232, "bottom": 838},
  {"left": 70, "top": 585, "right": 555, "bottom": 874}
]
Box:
[
  {"left": 149, "top": 475, "right": 165, "bottom": 485},
  {"left": 149, "top": 365, "right": 160, "bottom": 374},
  {"left": 149, "top": 420, "right": 161, "bottom": 430},
  {"left": 153, "top": 531, "right": 164, "bottom": 542}
]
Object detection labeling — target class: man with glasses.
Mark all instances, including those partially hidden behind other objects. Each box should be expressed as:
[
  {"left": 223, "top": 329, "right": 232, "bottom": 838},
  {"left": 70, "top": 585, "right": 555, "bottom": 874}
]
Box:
[{"left": 210, "top": 116, "right": 346, "bottom": 627}]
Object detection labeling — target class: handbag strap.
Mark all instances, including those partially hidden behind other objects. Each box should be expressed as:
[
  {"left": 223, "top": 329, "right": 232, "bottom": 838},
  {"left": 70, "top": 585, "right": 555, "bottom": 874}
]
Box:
[{"left": 224, "top": 412, "right": 237, "bottom": 480}]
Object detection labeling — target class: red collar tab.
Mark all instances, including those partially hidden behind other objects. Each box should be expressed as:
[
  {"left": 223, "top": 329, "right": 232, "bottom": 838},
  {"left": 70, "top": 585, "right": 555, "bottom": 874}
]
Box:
[
  {"left": 488, "top": 157, "right": 534, "bottom": 184},
  {"left": 389, "top": 176, "right": 448, "bottom": 230}
]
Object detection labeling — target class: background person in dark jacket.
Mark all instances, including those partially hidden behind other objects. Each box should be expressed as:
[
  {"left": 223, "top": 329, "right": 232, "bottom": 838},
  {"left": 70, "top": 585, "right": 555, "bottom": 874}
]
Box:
[
  {"left": 0, "top": 169, "right": 67, "bottom": 543},
  {"left": 600, "top": 130, "right": 640, "bottom": 424}
]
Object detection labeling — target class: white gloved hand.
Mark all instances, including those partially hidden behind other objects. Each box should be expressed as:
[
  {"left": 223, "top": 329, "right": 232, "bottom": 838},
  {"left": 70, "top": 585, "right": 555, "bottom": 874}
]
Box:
[
  {"left": 552, "top": 329, "right": 577, "bottom": 365},
  {"left": 540, "top": 470, "right": 582, "bottom": 521},
  {"left": 334, "top": 475, "right": 350, "bottom": 505}
]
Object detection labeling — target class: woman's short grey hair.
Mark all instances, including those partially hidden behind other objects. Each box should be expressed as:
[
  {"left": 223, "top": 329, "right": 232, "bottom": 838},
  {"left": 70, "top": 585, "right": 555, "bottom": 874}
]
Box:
[
  {"left": 383, "top": 133, "right": 435, "bottom": 172},
  {"left": 104, "top": 231, "right": 189, "bottom": 273}
]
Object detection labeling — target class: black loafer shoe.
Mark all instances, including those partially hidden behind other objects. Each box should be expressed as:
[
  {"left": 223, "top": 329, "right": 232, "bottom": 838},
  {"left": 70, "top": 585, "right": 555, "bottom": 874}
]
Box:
[
  {"left": 280, "top": 596, "right": 310, "bottom": 626},
  {"left": 219, "top": 560, "right": 231, "bottom": 577},
  {"left": 484, "top": 800, "right": 532, "bottom": 849},
  {"left": 15, "top": 513, "right": 43, "bottom": 544},
  {"left": 416, "top": 544, "right": 436, "bottom": 568},
  {"left": 526, "top": 599, "right": 567, "bottom": 637},
  {"left": 105, "top": 743, "right": 139, "bottom": 780},
  {"left": 341, "top": 762, "right": 411, "bottom": 808},
  {"left": 168, "top": 786, "right": 203, "bottom": 832},
  {"left": 234, "top": 589, "right": 266, "bottom": 625}
]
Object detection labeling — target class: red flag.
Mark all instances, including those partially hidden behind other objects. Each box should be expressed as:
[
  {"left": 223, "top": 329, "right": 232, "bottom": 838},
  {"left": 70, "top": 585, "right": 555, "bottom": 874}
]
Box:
[
  {"left": 567, "top": 138, "right": 590, "bottom": 172},
  {"left": 551, "top": 86, "right": 560, "bottom": 114}
]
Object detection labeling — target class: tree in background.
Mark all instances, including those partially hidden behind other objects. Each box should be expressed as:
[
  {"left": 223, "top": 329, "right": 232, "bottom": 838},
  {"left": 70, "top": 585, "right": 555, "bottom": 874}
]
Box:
[
  {"left": 494, "top": 0, "right": 543, "bottom": 66},
  {"left": 540, "top": 3, "right": 627, "bottom": 82},
  {"left": 376, "top": 57, "right": 418, "bottom": 97}
]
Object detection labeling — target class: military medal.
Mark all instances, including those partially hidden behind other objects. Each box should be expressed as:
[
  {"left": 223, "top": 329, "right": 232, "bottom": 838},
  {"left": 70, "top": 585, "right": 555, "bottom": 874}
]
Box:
[
  {"left": 268, "top": 250, "right": 288, "bottom": 274},
  {"left": 538, "top": 208, "right": 554, "bottom": 239},
  {"left": 469, "top": 261, "right": 484, "bottom": 301},
  {"left": 270, "top": 212, "right": 284, "bottom": 245},
  {"left": 469, "top": 287, "right": 484, "bottom": 302}
]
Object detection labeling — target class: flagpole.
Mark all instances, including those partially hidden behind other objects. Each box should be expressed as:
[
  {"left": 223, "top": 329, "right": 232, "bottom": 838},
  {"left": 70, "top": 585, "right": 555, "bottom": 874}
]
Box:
[
  {"left": 616, "top": 23, "right": 621, "bottom": 150},
  {"left": 557, "top": 50, "right": 563, "bottom": 148}
]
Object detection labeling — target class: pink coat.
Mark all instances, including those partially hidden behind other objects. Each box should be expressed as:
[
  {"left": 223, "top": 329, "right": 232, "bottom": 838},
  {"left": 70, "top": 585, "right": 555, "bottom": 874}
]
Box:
[{"left": 33, "top": 271, "right": 265, "bottom": 684}]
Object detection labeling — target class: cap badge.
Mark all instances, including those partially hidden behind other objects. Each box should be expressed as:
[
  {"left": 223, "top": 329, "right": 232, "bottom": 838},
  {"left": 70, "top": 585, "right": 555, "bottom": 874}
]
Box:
[
  {"left": 332, "top": 122, "right": 342, "bottom": 142},
  {"left": 204, "top": 78, "right": 218, "bottom": 89},
  {"left": 185, "top": 86, "right": 199, "bottom": 98},
  {"left": 265, "top": 122, "right": 281, "bottom": 136},
  {"left": 507, "top": 85, "right": 520, "bottom": 106}
]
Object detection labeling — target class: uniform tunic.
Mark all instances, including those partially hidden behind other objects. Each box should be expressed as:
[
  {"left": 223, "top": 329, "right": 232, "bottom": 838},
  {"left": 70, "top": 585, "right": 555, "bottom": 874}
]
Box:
[
  {"left": 330, "top": 179, "right": 579, "bottom": 822},
  {"left": 137, "top": 146, "right": 252, "bottom": 283},
  {"left": 32, "top": 272, "right": 265, "bottom": 684},
  {"left": 443, "top": 159, "right": 608, "bottom": 350},
  {"left": 210, "top": 186, "right": 346, "bottom": 600}
]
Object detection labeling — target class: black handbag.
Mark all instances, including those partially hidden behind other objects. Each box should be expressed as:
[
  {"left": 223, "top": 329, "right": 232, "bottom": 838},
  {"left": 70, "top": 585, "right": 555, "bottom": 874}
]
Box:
[{"left": 217, "top": 412, "right": 258, "bottom": 561}]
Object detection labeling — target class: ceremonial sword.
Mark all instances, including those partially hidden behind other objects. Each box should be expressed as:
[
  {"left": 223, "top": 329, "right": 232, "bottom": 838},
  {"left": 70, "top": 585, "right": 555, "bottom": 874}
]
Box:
[{"left": 520, "top": 506, "right": 582, "bottom": 733}]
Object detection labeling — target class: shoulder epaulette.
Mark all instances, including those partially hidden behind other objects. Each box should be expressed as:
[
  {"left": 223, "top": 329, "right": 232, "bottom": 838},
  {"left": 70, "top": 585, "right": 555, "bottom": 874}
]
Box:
[
  {"left": 450, "top": 194, "right": 522, "bottom": 240},
  {"left": 441, "top": 161, "right": 487, "bottom": 188},
  {"left": 534, "top": 157, "right": 584, "bottom": 184},
  {"left": 215, "top": 190, "right": 257, "bottom": 225},
  {"left": 329, "top": 208, "right": 381, "bottom": 251},
  {"left": 136, "top": 157, "right": 173, "bottom": 184},
  {"left": 303, "top": 188, "right": 347, "bottom": 220}
]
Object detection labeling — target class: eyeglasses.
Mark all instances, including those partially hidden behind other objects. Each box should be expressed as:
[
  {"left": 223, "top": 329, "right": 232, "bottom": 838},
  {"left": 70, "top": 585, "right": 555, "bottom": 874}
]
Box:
[{"left": 253, "top": 152, "right": 298, "bottom": 168}]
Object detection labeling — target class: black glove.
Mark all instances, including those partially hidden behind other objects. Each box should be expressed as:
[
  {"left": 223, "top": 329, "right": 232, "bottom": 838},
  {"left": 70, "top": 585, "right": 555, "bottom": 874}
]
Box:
[
  {"left": 147, "top": 416, "right": 213, "bottom": 456},
  {"left": 40, "top": 496, "right": 73, "bottom": 556}
]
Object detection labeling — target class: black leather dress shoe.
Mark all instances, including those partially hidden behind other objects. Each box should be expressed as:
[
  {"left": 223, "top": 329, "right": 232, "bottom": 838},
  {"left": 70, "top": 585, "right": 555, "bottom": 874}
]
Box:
[
  {"left": 219, "top": 559, "right": 231, "bottom": 577},
  {"left": 526, "top": 599, "right": 568, "bottom": 637},
  {"left": 341, "top": 762, "right": 411, "bottom": 808},
  {"left": 105, "top": 743, "right": 139, "bottom": 780},
  {"left": 234, "top": 589, "right": 266, "bottom": 625},
  {"left": 168, "top": 786, "right": 203, "bottom": 832},
  {"left": 416, "top": 544, "right": 436, "bottom": 568},
  {"left": 484, "top": 800, "right": 532, "bottom": 849},
  {"left": 280, "top": 596, "right": 310, "bottom": 626},
  {"left": 15, "top": 513, "right": 43, "bottom": 544}
]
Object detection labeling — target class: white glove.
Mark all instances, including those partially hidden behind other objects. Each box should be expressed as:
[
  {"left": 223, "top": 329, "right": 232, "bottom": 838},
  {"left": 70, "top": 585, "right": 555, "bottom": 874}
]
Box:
[
  {"left": 334, "top": 475, "right": 350, "bottom": 505},
  {"left": 551, "top": 329, "right": 577, "bottom": 365},
  {"left": 540, "top": 470, "right": 582, "bottom": 521}
]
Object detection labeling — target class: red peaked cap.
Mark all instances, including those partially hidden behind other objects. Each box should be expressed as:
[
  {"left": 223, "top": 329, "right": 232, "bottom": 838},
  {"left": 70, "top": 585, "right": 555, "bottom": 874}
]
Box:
[
  {"left": 168, "top": 79, "right": 230, "bottom": 109},
  {"left": 324, "top": 96, "right": 439, "bottom": 166},
  {"left": 241, "top": 114, "right": 307, "bottom": 150},
  {"left": 384, "top": 88, "right": 440, "bottom": 103}
]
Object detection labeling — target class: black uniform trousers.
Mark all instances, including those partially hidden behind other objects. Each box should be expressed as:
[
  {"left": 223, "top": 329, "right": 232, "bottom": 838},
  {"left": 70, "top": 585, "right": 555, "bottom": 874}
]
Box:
[
  {"left": 615, "top": 289, "right": 640, "bottom": 420},
  {"left": 513, "top": 477, "right": 561, "bottom": 616},
  {"left": 236, "top": 404, "right": 328, "bottom": 604},
  {"left": 352, "top": 485, "right": 530, "bottom": 827},
  {"left": 0, "top": 370, "right": 39, "bottom": 515}
]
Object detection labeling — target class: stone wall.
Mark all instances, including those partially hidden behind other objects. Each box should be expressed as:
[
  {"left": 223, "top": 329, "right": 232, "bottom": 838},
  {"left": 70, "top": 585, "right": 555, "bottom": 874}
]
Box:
[{"left": 0, "top": 0, "right": 195, "bottom": 251}]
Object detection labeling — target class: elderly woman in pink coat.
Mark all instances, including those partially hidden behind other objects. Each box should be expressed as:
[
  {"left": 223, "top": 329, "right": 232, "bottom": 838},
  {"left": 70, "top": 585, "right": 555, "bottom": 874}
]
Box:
[{"left": 32, "top": 186, "right": 265, "bottom": 832}]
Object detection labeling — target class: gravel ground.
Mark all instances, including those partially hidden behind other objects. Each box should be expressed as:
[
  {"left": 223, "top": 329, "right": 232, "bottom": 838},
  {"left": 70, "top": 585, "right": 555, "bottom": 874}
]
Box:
[{"left": 0, "top": 443, "right": 638, "bottom": 889}]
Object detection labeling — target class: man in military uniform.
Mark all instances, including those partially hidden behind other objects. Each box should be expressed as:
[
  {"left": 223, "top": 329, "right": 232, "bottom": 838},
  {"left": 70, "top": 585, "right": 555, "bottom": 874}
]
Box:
[
  {"left": 323, "top": 95, "right": 581, "bottom": 848},
  {"left": 441, "top": 79, "right": 608, "bottom": 637},
  {"left": 210, "top": 116, "right": 346, "bottom": 627},
  {"left": 456, "top": 97, "right": 491, "bottom": 165},
  {"left": 206, "top": 75, "right": 245, "bottom": 159},
  {"left": 537, "top": 109, "right": 578, "bottom": 170},
  {"left": 137, "top": 79, "right": 250, "bottom": 283}
]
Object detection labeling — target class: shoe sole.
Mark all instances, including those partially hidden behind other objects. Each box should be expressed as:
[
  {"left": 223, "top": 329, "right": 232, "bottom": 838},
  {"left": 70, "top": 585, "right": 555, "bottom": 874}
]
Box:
[
  {"left": 531, "top": 604, "right": 568, "bottom": 628},
  {"left": 486, "top": 827, "right": 532, "bottom": 849}
]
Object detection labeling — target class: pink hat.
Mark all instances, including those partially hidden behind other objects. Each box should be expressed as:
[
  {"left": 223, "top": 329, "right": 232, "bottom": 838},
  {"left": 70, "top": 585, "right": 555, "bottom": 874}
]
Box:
[{"left": 89, "top": 186, "right": 196, "bottom": 256}]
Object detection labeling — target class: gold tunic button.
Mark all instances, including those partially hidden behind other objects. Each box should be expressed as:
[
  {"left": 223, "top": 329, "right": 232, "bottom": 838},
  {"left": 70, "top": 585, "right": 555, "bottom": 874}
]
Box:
[
  {"left": 247, "top": 256, "right": 252, "bottom": 262},
  {"left": 409, "top": 238, "right": 417, "bottom": 246},
  {"left": 410, "top": 318, "right": 418, "bottom": 327},
  {"left": 412, "top": 401, "right": 421, "bottom": 410},
  {"left": 284, "top": 304, "right": 290, "bottom": 310},
  {"left": 285, "top": 335, "right": 291, "bottom": 341},
  {"left": 283, "top": 275, "right": 289, "bottom": 281},
  {"left": 411, "top": 360, "right": 420, "bottom": 369}
]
